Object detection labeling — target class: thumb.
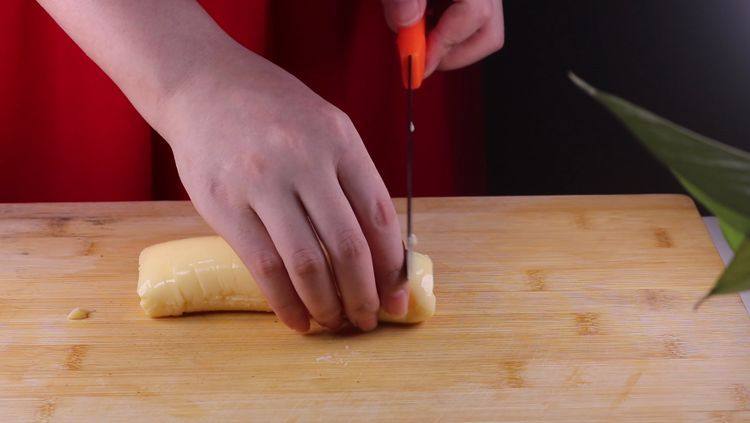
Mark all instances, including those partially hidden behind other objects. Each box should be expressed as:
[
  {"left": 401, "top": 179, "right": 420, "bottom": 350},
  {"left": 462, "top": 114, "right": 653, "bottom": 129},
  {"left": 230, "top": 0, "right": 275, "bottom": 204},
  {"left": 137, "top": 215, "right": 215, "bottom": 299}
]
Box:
[{"left": 381, "top": 0, "right": 426, "bottom": 31}]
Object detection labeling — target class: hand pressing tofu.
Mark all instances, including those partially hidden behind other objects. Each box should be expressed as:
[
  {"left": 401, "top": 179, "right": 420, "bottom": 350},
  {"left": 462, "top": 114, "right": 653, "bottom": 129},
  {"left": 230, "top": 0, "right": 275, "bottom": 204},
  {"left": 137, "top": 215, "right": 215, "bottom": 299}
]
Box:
[{"left": 138, "top": 237, "right": 436, "bottom": 325}]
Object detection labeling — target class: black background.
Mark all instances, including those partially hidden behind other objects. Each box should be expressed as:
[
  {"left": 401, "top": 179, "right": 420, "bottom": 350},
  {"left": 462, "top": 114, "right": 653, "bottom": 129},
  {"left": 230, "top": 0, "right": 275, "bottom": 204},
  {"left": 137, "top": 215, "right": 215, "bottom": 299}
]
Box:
[{"left": 483, "top": 1, "right": 750, "bottom": 196}]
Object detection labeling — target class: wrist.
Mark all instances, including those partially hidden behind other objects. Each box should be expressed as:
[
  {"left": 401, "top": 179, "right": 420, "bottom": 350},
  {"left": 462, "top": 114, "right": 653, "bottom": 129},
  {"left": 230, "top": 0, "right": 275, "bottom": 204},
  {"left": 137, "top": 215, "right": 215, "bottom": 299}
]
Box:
[
  {"left": 153, "top": 44, "right": 301, "bottom": 151},
  {"left": 147, "top": 35, "right": 244, "bottom": 139}
]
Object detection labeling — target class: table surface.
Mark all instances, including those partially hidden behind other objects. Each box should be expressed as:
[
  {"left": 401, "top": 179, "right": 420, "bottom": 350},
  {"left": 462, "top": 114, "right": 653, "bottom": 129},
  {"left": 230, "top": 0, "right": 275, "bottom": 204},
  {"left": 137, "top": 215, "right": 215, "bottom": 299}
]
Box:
[{"left": 1, "top": 196, "right": 749, "bottom": 422}]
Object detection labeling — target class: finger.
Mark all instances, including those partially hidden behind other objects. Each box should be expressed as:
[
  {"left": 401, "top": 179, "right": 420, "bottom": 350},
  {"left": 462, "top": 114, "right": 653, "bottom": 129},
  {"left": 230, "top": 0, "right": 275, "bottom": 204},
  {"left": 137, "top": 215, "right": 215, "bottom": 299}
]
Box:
[
  {"left": 381, "top": 0, "right": 427, "bottom": 31},
  {"left": 253, "top": 196, "right": 345, "bottom": 331},
  {"left": 337, "top": 145, "right": 409, "bottom": 318},
  {"left": 298, "top": 174, "right": 380, "bottom": 332},
  {"left": 199, "top": 204, "right": 310, "bottom": 333},
  {"left": 424, "top": 0, "right": 494, "bottom": 76},
  {"left": 435, "top": 1, "right": 504, "bottom": 71}
]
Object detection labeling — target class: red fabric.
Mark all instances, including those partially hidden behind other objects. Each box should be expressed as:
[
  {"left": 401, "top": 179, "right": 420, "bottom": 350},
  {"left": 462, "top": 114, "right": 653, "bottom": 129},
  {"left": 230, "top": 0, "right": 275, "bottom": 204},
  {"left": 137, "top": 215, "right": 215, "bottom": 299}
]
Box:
[{"left": 0, "top": 0, "right": 485, "bottom": 202}]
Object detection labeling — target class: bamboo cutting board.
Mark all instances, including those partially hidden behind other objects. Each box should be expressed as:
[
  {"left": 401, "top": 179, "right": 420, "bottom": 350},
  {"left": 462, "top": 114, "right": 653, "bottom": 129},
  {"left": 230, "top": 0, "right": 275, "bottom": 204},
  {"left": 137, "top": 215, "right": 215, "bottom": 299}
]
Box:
[{"left": 1, "top": 195, "right": 749, "bottom": 422}]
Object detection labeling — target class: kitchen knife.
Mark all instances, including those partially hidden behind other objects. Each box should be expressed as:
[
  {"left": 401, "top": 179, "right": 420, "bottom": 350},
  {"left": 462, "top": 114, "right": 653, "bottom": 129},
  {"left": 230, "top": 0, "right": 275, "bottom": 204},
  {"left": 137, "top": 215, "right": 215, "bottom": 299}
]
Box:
[{"left": 397, "top": 17, "right": 426, "bottom": 270}]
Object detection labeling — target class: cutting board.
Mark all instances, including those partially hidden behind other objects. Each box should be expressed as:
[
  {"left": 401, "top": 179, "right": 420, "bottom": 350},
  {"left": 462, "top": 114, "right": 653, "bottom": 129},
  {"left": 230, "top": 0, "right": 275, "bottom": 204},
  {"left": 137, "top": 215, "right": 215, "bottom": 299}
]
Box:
[{"left": 2, "top": 195, "right": 749, "bottom": 422}]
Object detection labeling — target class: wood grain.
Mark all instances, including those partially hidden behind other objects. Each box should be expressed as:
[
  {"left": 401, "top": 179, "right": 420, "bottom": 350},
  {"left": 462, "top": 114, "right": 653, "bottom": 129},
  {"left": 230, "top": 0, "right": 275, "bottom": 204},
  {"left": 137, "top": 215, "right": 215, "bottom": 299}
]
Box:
[{"left": 1, "top": 195, "right": 749, "bottom": 422}]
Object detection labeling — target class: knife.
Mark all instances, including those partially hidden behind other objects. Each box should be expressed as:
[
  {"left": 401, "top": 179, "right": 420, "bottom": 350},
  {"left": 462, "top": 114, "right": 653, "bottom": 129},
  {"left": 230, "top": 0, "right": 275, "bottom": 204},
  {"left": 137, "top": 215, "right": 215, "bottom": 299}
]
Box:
[{"left": 397, "top": 17, "right": 426, "bottom": 270}]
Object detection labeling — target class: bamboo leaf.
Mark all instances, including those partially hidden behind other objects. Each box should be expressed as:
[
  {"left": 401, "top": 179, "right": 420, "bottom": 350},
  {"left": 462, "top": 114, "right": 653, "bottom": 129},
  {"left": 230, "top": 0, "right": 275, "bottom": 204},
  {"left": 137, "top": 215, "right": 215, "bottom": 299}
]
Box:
[
  {"left": 569, "top": 72, "right": 750, "bottom": 301},
  {"left": 675, "top": 175, "right": 746, "bottom": 251},
  {"left": 696, "top": 239, "right": 750, "bottom": 308},
  {"left": 719, "top": 219, "right": 745, "bottom": 252}
]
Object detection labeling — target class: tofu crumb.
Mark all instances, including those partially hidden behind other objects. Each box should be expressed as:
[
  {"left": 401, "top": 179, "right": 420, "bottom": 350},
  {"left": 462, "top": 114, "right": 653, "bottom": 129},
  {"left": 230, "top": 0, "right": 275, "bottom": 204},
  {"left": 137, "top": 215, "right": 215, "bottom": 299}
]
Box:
[
  {"left": 407, "top": 233, "right": 418, "bottom": 250},
  {"left": 67, "top": 308, "right": 91, "bottom": 320}
]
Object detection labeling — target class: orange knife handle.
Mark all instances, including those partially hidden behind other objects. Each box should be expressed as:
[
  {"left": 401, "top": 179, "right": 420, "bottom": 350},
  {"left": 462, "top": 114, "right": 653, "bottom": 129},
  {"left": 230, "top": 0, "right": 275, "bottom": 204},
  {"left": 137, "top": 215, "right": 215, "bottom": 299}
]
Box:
[{"left": 397, "top": 17, "right": 426, "bottom": 89}]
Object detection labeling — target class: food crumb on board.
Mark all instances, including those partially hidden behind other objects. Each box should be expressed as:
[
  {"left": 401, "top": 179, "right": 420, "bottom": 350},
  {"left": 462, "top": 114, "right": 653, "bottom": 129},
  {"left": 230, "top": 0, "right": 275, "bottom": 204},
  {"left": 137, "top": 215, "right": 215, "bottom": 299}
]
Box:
[
  {"left": 315, "top": 354, "right": 348, "bottom": 366},
  {"left": 67, "top": 308, "right": 91, "bottom": 320}
]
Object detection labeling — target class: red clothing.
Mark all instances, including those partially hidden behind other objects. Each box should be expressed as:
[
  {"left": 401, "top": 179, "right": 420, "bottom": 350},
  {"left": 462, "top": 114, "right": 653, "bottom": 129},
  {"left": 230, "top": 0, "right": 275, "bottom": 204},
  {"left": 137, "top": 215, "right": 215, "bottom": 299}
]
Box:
[{"left": 0, "top": 0, "right": 485, "bottom": 202}]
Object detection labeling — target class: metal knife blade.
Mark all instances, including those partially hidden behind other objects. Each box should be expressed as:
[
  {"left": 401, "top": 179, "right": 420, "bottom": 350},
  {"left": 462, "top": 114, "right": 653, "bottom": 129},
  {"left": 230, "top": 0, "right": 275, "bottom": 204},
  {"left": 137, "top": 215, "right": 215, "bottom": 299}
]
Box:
[{"left": 406, "top": 55, "right": 415, "bottom": 269}]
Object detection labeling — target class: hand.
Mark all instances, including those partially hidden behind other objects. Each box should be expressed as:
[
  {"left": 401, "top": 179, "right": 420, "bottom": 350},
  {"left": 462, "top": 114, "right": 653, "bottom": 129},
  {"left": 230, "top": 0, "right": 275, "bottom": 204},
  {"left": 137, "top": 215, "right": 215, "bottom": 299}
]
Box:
[
  {"left": 382, "top": 0, "right": 505, "bottom": 76},
  {"left": 159, "top": 47, "right": 407, "bottom": 333},
  {"left": 36, "top": 0, "right": 408, "bottom": 334}
]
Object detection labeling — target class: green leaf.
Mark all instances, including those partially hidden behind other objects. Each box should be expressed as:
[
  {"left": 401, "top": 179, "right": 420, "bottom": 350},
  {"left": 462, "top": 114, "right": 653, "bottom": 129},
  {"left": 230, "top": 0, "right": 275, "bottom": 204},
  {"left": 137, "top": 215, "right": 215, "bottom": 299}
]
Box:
[
  {"left": 569, "top": 72, "right": 750, "bottom": 301},
  {"left": 719, "top": 219, "right": 745, "bottom": 252},
  {"left": 675, "top": 175, "right": 746, "bottom": 251},
  {"left": 695, "top": 239, "right": 750, "bottom": 308}
]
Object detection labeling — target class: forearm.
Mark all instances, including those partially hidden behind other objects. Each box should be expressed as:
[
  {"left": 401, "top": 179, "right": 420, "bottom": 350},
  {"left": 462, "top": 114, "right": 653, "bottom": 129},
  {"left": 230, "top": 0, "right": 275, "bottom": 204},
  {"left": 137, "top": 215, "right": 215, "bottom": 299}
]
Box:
[{"left": 36, "top": 0, "right": 241, "bottom": 127}]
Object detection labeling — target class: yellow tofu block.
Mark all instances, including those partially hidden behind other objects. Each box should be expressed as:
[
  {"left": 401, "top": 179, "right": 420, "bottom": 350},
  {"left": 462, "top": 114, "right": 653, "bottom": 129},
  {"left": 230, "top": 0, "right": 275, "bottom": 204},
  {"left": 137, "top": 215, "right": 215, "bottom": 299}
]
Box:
[{"left": 138, "top": 236, "right": 436, "bottom": 323}]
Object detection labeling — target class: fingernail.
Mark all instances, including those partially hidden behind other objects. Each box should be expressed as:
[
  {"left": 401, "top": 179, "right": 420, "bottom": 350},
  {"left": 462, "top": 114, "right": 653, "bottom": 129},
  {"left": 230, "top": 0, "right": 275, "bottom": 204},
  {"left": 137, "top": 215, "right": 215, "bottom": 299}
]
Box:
[
  {"left": 291, "top": 318, "right": 311, "bottom": 333},
  {"left": 424, "top": 56, "right": 439, "bottom": 79},
  {"left": 383, "top": 288, "right": 409, "bottom": 317},
  {"left": 396, "top": 1, "right": 421, "bottom": 27},
  {"left": 323, "top": 316, "right": 345, "bottom": 332},
  {"left": 355, "top": 314, "right": 378, "bottom": 332}
]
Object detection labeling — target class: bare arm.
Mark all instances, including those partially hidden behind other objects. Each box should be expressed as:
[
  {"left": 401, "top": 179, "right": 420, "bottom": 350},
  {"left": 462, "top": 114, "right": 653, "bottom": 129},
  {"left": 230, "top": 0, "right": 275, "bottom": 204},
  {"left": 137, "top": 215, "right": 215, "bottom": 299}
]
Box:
[
  {"left": 37, "top": 0, "right": 233, "bottom": 125},
  {"left": 38, "top": 0, "right": 408, "bottom": 333}
]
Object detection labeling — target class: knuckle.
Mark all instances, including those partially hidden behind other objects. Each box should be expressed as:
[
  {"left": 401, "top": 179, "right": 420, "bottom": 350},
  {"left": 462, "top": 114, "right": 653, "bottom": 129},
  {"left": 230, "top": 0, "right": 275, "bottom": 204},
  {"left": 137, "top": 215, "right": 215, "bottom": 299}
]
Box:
[
  {"left": 199, "top": 175, "right": 232, "bottom": 209},
  {"left": 351, "top": 298, "right": 380, "bottom": 317},
  {"left": 323, "top": 105, "right": 353, "bottom": 133},
  {"left": 239, "top": 151, "right": 269, "bottom": 180},
  {"left": 373, "top": 196, "right": 397, "bottom": 230},
  {"left": 266, "top": 123, "right": 303, "bottom": 152},
  {"left": 205, "top": 175, "right": 222, "bottom": 199},
  {"left": 490, "top": 29, "right": 505, "bottom": 51},
  {"left": 335, "top": 228, "right": 369, "bottom": 260},
  {"left": 475, "top": 0, "right": 492, "bottom": 20},
  {"left": 433, "top": 26, "right": 457, "bottom": 49},
  {"left": 193, "top": 173, "right": 244, "bottom": 212},
  {"left": 249, "top": 250, "right": 285, "bottom": 279},
  {"left": 289, "top": 248, "right": 327, "bottom": 279},
  {"left": 380, "top": 265, "right": 406, "bottom": 289},
  {"left": 322, "top": 106, "right": 357, "bottom": 149},
  {"left": 312, "top": 306, "right": 343, "bottom": 326}
]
